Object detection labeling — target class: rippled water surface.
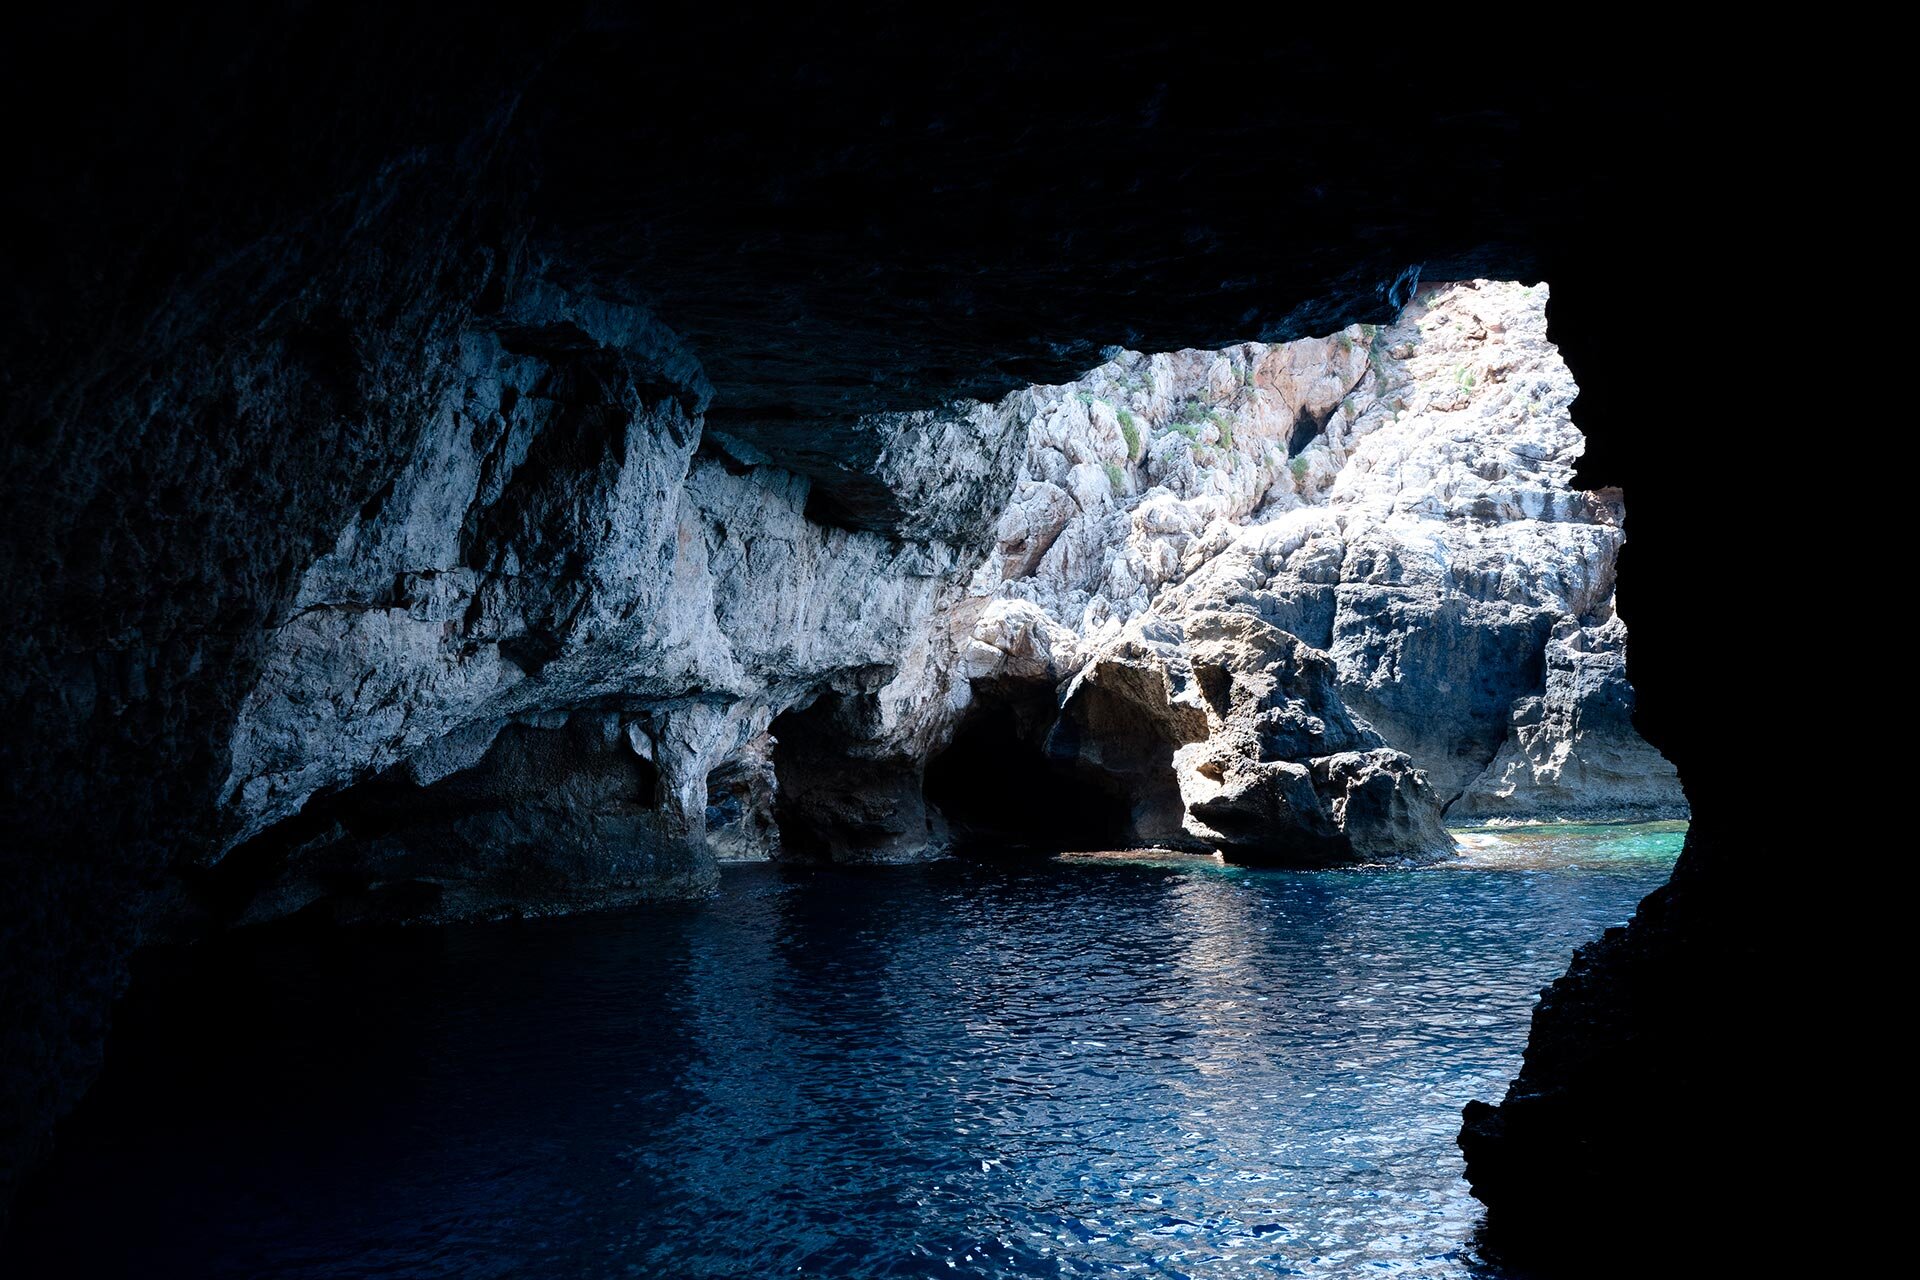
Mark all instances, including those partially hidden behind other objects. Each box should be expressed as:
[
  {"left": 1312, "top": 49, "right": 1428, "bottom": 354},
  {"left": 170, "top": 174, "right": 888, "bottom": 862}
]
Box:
[{"left": 7, "top": 824, "right": 1683, "bottom": 1278}]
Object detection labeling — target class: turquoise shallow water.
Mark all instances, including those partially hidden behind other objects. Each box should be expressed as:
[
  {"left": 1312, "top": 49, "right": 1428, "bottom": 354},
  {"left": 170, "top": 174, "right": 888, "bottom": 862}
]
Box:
[
  {"left": 1446, "top": 820, "right": 1689, "bottom": 873},
  {"left": 5, "top": 823, "right": 1684, "bottom": 1278}
]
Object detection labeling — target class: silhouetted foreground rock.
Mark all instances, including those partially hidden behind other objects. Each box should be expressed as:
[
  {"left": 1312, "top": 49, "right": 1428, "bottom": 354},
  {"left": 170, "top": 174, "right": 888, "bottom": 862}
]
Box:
[{"left": 1458, "top": 817, "right": 1778, "bottom": 1272}]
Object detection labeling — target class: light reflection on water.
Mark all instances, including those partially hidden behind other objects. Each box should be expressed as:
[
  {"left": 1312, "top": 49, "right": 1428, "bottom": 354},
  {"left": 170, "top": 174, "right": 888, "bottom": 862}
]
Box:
[{"left": 5, "top": 824, "right": 1683, "bottom": 1279}]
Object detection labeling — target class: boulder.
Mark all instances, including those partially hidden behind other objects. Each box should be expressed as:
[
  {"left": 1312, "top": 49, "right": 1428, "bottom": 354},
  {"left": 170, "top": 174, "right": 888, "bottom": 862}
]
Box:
[{"left": 1166, "top": 611, "right": 1454, "bottom": 863}]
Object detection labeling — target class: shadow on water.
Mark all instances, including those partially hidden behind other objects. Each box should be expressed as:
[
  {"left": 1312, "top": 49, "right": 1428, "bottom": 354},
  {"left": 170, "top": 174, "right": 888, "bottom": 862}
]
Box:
[{"left": 4, "top": 826, "right": 1682, "bottom": 1278}]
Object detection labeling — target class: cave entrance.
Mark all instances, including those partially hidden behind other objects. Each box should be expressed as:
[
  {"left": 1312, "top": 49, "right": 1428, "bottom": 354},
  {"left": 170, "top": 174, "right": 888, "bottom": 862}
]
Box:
[
  {"left": 702, "top": 739, "right": 778, "bottom": 861},
  {"left": 922, "top": 683, "right": 1135, "bottom": 851},
  {"left": 767, "top": 691, "right": 935, "bottom": 863}
]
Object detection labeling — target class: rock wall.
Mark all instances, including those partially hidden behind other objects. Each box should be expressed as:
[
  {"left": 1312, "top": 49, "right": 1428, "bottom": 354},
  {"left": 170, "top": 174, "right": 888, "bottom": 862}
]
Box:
[
  {"left": 202, "top": 278, "right": 1678, "bottom": 923},
  {"left": 1450, "top": 615, "right": 1682, "bottom": 822},
  {"left": 947, "top": 279, "right": 1684, "bottom": 848},
  {"left": 1, "top": 27, "right": 549, "bottom": 1195},
  {"left": 207, "top": 273, "right": 1025, "bottom": 918}
]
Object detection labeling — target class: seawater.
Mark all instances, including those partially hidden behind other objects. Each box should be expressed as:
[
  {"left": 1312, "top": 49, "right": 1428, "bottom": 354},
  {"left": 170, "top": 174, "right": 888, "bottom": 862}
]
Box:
[{"left": 4, "top": 823, "right": 1684, "bottom": 1278}]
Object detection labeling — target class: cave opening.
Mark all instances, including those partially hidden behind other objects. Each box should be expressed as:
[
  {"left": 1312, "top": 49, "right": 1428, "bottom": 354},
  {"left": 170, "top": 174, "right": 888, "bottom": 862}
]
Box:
[
  {"left": 767, "top": 691, "right": 934, "bottom": 864},
  {"left": 1286, "top": 402, "right": 1329, "bottom": 456},
  {"left": 768, "top": 694, "right": 853, "bottom": 861},
  {"left": 0, "top": 10, "right": 1776, "bottom": 1271},
  {"left": 922, "top": 682, "right": 1137, "bottom": 851},
  {"left": 702, "top": 736, "right": 778, "bottom": 861}
]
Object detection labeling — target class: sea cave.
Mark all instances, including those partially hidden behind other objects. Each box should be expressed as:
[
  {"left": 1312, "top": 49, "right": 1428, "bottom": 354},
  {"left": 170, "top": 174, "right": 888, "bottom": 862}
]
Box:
[{"left": 3, "top": 12, "right": 1788, "bottom": 1278}]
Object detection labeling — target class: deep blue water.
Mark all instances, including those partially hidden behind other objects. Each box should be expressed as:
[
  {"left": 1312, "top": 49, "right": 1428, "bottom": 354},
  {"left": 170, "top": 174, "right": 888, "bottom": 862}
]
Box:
[{"left": 5, "top": 824, "right": 1683, "bottom": 1278}]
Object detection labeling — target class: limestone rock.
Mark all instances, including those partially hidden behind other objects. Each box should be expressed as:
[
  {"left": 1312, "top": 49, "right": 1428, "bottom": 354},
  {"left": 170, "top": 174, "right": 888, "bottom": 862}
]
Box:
[
  {"left": 206, "top": 279, "right": 1681, "bottom": 911},
  {"left": 949, "top": 281, "right": 1685, "bottom": 837},
  {"left": 1167, "top": 612, "right": 1454, "bottom": 864},
  {"left": 233, "top": 713, "right": 714, "bottom": 926},
  {"left": 212, "top": 274, "right": 1006, "bottom": 906},
  {"left": 1452, "top": 613, "right": 1687, "bottom": 822},
  {"left": 985, "top": 607, "right": 1457, "bottom": 864},
  {"left": 704, "top": 733, "right": 781, "bottom": 861},
  {"left": 768, "top": 685, "right": 949, "bottom": 865},
  {"left": 1045, "top": 635, "right": 1211, "bottom": 845}
]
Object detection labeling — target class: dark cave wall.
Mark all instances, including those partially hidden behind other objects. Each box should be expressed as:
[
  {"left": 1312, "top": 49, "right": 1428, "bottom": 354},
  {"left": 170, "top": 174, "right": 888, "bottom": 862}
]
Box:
[
  {"left": 1448, "top": 262, "right": 1777, "bottom": 1265},
  {"left": 1, "top": 4, "right": 557, "bottom": 1202},
  {"left": 3, "top": 5, "right": 1778, "bottom": 1257}
]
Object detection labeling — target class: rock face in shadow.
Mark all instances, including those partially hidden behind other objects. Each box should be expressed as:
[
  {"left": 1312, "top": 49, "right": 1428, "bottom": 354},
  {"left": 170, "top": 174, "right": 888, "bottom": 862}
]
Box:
[
  {"left": 1455, "top": 816, "right": 1774, "bottom": 1271},
  {"left": 228, "top": 712, "right": 712, "bottom": 926},
  {"left": 769, "top": 689, "right": 947, "bottom": 865},
  {"left": 1452, "top": 615, "right": 1683, "bottom": 823},
  {"left": 3, "top": 10, "right": 1776, "bottom": 1257},
  {"left": 1044, "top": 643, "right": 1207, "bottom": 847}
]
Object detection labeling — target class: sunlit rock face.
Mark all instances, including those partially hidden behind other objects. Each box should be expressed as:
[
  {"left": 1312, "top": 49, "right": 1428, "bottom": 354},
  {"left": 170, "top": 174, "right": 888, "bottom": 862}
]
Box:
[
  {"left": 213, "top": 278, "right": 1678, "bottom": 911},
  {"left": 214, "top": 274, "right": 1022, "bottom": 914},
  {"left": 1154, "top": 612, "right": 1453, "bottom": 864},
  {"left": 952, "top": 279, "right": 1685, "bottom": 844}
]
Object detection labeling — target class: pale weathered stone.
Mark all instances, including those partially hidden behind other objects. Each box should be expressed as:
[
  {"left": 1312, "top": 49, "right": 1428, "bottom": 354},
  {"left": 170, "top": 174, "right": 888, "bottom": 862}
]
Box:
[
  {"left": 955, "top": 279, "right": 1685, "bottom": 837},
  {"left": 212, "top": 279, "right": 1681, "bottom": 913}
]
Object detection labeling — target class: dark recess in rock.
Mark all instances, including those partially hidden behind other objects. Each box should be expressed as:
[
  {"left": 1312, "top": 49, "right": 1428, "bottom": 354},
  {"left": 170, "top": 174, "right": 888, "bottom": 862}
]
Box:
[
  {"left": 191, "top": 713, "right": 701, "bottom": 931},
  {"left": 924, "top": 682, "right": 1140, "bottom": 851},
  {"left": 769, "top": 691, "right": 935, "bottom": 865},
  {"left": 1, "top": 4, "right": 1797, "bottom": 1267},
  {"left": 1287, "top": 404, "right": 1332, "bottom": 458}
]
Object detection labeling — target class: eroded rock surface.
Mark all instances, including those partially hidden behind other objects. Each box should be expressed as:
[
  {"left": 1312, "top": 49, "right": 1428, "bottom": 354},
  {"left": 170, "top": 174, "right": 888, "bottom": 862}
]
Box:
[
  {"left": 947, "top": 280, "right": 1684, "bottom": 852},
  {"left": 210, "top": 274, "right": 1007, "bottom": 912},
  {"left": 1168, "top": 611, "right": 1452, "bottom": 863},
  {"left": 1453, "top": 614, "right": 1683, "bottom": 822},
  {"left": 205, "top": 279, "right": 1681, "bottom": 912}
]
